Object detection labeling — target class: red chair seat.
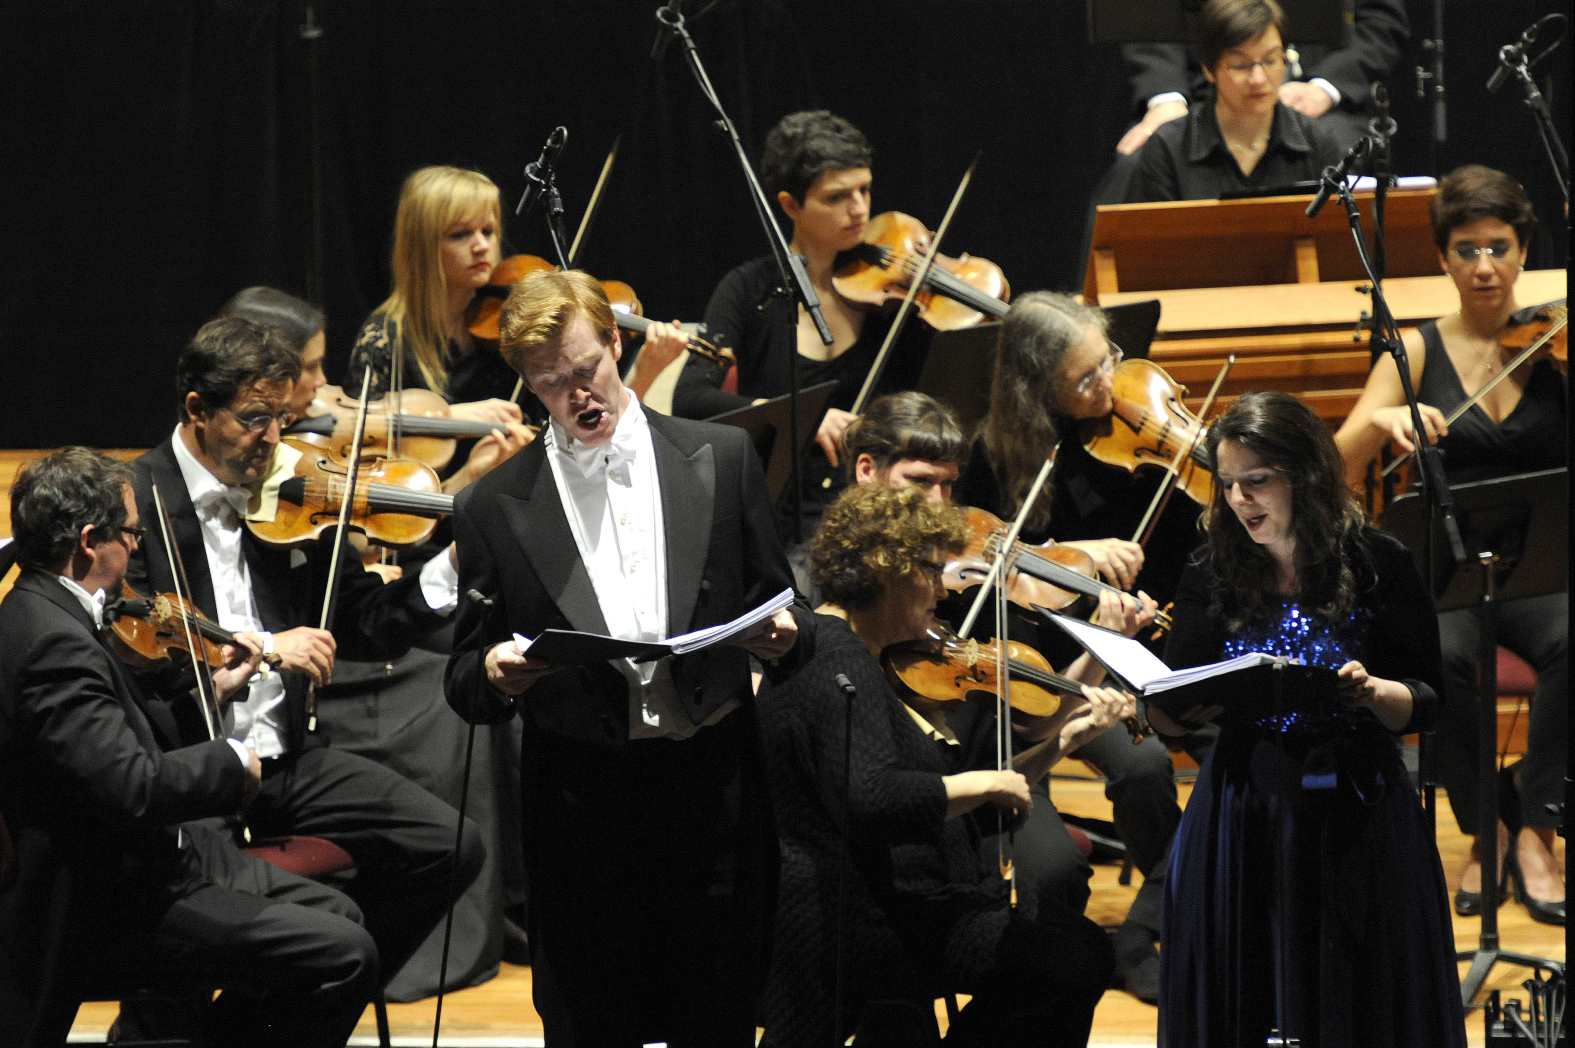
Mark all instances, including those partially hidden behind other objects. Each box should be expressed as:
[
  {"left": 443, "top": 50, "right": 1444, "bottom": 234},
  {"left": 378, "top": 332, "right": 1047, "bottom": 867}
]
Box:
[
  {"left": 243, "top": 835, "right": 355, "bottom": 878},
  {"left": 1497, "top": 647, "right": 1537, "bottom": 698}
]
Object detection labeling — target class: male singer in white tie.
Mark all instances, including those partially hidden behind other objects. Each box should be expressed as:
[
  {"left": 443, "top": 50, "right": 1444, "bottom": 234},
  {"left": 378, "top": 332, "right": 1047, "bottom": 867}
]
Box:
[{"left": 446, "top": 269, "right": 808, "bottom": 1047}]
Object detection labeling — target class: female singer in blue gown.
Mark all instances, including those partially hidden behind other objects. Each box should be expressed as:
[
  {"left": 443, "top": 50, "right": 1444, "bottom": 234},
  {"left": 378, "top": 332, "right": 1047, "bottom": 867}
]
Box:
[{"left": 1152, "top": 391, "right": 1465, "bottom": 1047}]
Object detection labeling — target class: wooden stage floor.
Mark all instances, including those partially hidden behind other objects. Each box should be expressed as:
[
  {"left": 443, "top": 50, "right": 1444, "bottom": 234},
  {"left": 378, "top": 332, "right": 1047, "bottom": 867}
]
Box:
[{"left": 69, "top": 772, "right": 1564, "bottom": 1047}]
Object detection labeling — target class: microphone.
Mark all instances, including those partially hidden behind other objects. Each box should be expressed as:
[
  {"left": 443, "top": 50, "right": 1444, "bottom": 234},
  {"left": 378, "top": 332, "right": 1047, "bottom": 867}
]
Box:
[
  {"left": 1487, "top": 15, "right": 1557, "bottom": 94},
  {"left": 1305, "top": 136, "right": 1373, "bottom": 219},
  {"left": 466, "top": 588, "right": 495, "bottom": 608},
  {"left": 515, "top": 126, "right": 568, "bottom": 217},
  {"left": 650, "top": 0, "right": 686, "bottom": 61},
  {"left": 835, "top": 672, "right": 857, "bottom": 699}
]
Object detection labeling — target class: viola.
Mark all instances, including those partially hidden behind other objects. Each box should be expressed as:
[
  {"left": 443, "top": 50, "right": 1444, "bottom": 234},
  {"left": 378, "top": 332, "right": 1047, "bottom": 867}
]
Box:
[
  {"left": 106, "top": 581, "right": 277, "bottom": 670},
  {"left": 245, "top": 440, "right": 454, "bottom": 550},
  {"left": 948, "top": 506, "right": 1173, "bottom": 632},
  {"left": 286, "top": 384, "right": 523, "bottom": 473},
  {"left": 833, "top": 211, "right": 1010, "bottom": 330},
  {"left": 1079, "top": 358, "right": 1214, "bottom": 507},
  {"left": 884, "top": 621, "right": 1079, "bottom": 718},
  {"left": 466, "top": 254, "right": 733, "bottom": 367}
]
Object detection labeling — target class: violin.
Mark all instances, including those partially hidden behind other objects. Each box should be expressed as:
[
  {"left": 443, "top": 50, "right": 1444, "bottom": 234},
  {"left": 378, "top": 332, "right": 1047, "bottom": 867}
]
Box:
[
  {"left": 245, "top": 440, "right": 454, "bottom": 550},
  {"left": 1380, "top": 299, "right": 1569, "bottom": 482},
  {"left": 948, "top": 506, "right": 1173, "bottom": 632},
  {"left": 106, "top": 582, "right": 278, "bottom": 670},
  {"left": 286, "top": 384, "right": 524, "bottom": 473},
  {"left": 884, "top": 621, "right": 1078, "bottom": 718},
  {"left": 466, "top": 254, "right": 733, "bottom": 367},
  {"left": 1080, "top": 358, "right": 1214, "bottom": 507},
  {"left": 833, "top": 211, "right": 1010, "bottom": 330},
  {"left": 1500, "top": 298, "right": 1569, "bottom": 369}
]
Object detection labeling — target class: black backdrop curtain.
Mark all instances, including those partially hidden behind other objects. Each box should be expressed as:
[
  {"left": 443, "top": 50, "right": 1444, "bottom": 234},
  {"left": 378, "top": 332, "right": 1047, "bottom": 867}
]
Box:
[{"left": 2, "top": 0, "right": 1567, "bottom": 449}]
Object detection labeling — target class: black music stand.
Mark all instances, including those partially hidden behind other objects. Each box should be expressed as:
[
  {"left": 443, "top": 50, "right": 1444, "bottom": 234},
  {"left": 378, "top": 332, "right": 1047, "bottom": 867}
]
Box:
[
  {"left": 707, "top": 382, "right": 838, "bottom": 505},
  {"left": 1087, "top": 0, "right": 1345, "bottom": 44},
  {"left": 1384, "top": 467, "right": 1568, "bottom": 1005}
]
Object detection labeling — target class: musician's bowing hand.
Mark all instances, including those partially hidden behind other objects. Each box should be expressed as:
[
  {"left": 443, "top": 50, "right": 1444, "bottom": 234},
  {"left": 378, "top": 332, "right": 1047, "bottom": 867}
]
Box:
[
  {"left": 211, "top": 630, "right": 265, "bottom": 707},
  {"left": 816, "top": 408, "right": 859, "bottom": 467},
  {"left": 271, "top": 626, "right": 336, "bottom": 686},
  {"left": 1063, "top": 537, "right": 1144, "bottom": 590},
  {"left": 736, "top": 608, "right": 798, "bottom": 661},
  {"left": 485, "top": 641, "right": 553, "bottom": 696},
  {"left": 1369, "top": 404, "right": 1448, "bottom": 455},
  {"left": 944, "top": 768, "right": 1031, "bottom": 820}
]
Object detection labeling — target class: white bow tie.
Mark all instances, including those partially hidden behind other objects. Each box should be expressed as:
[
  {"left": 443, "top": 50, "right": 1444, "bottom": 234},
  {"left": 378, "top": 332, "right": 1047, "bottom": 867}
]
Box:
[
  {"left": 196, "top": 486, "right": 249, "bottom": 522},
  {"left": 567, "top": 432, "right": 638, "bottom": 479}
]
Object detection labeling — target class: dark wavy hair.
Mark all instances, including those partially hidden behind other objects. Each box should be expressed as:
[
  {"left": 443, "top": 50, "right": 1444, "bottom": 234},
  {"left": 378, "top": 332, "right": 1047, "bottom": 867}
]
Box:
[
  {"left": 1202, "top": 391, "right": 1368, "bottom": 630},
  {"left": 811, "top": 484, "right": 966, "bottom": 611},
  {"left": 760, "top": 110, "right": 873, "bottom": 202},
  {"left": 11, "top": 447, "right": 133, "bottom": 571},
  {"left": 175, "top": 316, "right": 299, "bottom": 422},
  {"left": 842, "top": 391, "right": 966, "bottom": 482},
  {"left": 1429, "top": 164, "right": 1537, "bottom": 252}
]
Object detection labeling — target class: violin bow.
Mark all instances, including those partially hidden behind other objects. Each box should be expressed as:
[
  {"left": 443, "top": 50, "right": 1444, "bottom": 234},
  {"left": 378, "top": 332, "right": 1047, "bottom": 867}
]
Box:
[
  {"left": 1380, "top": 309, "right": 1568, "bottom": 479},
  {"left": 568, "top": 136, "right": 619, "bottom": 268},
  {"left": 304, "top": 367, "right": 376, "bottom": 732},
  {"left": 849, "top": 153, "right": 980, "bottom": 416},
  {"left": 1130, "top": 354, "right": 1233, "bottom": 547},
  {"left": 958, "top": 444, "right": 1059, "bottom": 639},
  {"left": 150, "top": 483, "right": 221, "bottom": 743}
]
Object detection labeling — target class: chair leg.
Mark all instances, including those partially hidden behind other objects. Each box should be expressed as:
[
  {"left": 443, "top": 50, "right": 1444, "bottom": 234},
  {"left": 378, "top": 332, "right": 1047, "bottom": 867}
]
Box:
[
  {"left": 943, "top": 993, "right": 960, "bottom": 1024},
  {"left": 374, "top": 992, "right": 391, "bottom": 1048}
]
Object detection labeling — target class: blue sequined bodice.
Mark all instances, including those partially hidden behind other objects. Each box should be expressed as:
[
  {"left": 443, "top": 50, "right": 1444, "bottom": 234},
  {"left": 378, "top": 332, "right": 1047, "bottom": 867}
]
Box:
[{"left": 1225, "top": 602, "right": 1366, "bottom": 733}]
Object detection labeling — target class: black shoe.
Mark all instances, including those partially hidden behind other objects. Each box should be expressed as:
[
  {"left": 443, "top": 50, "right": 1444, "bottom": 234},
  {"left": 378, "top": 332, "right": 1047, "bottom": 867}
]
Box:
[
  {"left": 1453, "top": 852, "right": 1510, "bottom": 917},
  {"left": 1114, "top": 923, "right": 1160, "bottom": 1004},
  {"left": 1507, "top": 853, "right": 1567, "bottom": 926}
]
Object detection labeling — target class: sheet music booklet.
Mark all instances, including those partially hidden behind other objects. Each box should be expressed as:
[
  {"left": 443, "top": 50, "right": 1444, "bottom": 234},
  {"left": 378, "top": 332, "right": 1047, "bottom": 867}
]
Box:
[
  {"left": 1045, "top": 612, "right": 1337, "bottom": 716},
  {"left": 512, "top": 587, "right": 795, "bottom": 666}
]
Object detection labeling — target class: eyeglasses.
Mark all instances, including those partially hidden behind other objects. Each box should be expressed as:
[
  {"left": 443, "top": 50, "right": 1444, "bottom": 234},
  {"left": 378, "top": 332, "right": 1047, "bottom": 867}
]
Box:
[
  {"left": 1449, "top": 240, "right": 1517, "bottom": 265},
  {"left": 1222, "top": 52, "right": 1286, "bottom": 78},
  {"left": 1073, "top": 345, "right": 1124, "bottom": 397},
  {"left": 221, "top": 405, "right": 291, "bottom": 434}
]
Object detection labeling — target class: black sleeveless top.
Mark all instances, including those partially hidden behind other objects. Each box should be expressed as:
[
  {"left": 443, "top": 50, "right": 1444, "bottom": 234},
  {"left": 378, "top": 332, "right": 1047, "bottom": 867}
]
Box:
[{"left": 1414, "top": 319, "right": 1566, "bottom": 483}]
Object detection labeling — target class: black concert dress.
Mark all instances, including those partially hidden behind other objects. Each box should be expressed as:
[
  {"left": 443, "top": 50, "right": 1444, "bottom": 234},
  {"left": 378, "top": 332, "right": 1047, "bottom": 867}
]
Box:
[
  {"left": 756, "top": 614, "right": 1111, "bottom": 1048},
  {"left": 1158, "top": 529, "right": 1466, "bottom": 1047}
]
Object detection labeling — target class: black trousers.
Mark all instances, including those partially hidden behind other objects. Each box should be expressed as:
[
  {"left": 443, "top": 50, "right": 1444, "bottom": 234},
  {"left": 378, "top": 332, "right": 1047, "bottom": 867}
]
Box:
[
  {"left": 1074, "top": 727, "right": 1183, "bottom": 936},
  {"left": 245, "top": 745, "right": 487, "bottom": 985},
  {"left": 1434, "top": 591, "right": 1569, "bottom": 834},
  {"left": 520, "top": 713, "right": 770, "bottom": 1048},
  {"left": 116, "top": 824, "right": 378, "bottom": 1048}
]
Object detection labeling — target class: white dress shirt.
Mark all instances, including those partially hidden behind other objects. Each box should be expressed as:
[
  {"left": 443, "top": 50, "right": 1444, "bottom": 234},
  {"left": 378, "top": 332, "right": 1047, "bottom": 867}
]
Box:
[
  {"left": 543, "top": 390, "right": 733, "bottom": 740},
  {"left": 169, "top": 428, "right": 459, "bottom": 756}
]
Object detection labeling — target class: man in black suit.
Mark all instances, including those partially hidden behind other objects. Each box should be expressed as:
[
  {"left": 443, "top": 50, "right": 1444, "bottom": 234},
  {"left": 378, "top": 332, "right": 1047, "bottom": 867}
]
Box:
[
  {"left": 126, "top": 316, "right": 484, "bottom": 997},
  {"left": 445, "top": 269, "right": 807, "bottom": 1046},
  {"left": 1116, "top": 0, "right": 1409, "bottom": 155},
  {"left": 0, "top": 447, "right": 376, "bottom": 1047}
]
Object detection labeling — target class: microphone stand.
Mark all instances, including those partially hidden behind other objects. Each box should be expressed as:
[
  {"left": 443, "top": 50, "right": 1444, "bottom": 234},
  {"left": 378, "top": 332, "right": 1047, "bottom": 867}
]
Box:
[
  {"left": 832, "top": 672, "right": 857, "bottom": 1048},
  {"left": 653, "top": 2, "right": 834, "bottom": 543},
  {"left": 1320, "top": 163, "right": 1467, "bottom": 835},
  {"left": 1491, "top": 26, "right": 1571, "bottom": 207}
]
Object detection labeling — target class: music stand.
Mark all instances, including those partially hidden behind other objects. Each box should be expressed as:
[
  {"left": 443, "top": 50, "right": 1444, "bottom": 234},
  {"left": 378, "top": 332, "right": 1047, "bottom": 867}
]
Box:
[
  {"left": 1087, "top": 0, "right": 1344, "bottom": 44},
  {"left": 1383, "top": 467, "right": 1568, "bottom": 1005},
  {"left": 707, "top": 382, "right": 838, "bottom": 505}
]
